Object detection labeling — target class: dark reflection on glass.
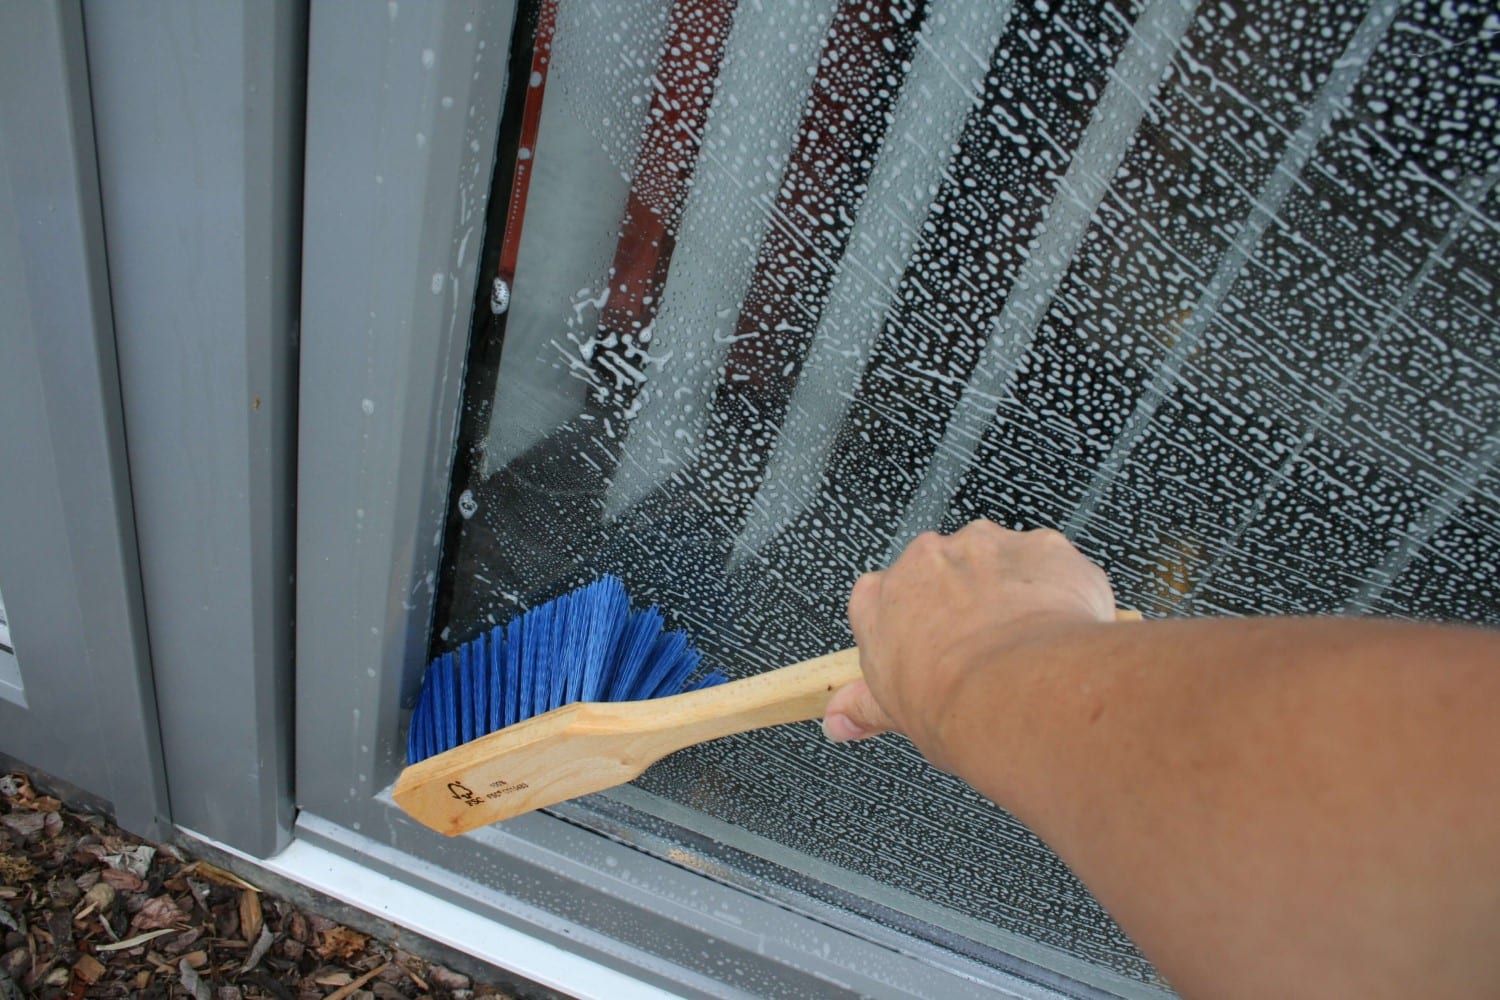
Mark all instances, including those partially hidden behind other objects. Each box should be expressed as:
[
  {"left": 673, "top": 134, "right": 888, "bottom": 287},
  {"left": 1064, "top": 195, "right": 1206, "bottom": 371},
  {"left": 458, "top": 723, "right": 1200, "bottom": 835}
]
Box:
[{"left": 432, "top": 0, "right": 1499, "bottom": 990}]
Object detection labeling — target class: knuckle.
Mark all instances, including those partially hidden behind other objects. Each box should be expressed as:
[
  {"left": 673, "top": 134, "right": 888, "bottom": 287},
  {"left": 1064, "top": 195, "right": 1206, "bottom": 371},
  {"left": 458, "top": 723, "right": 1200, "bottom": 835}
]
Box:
[
  {"left": 905, "top": 531, "right": 945, "bottom": 559},
  {"left": 1029, "top": 526, "right": 1069, "bottom": 547},
  {"left": 960, "top": 519, "right": 1014, "bottom": 549},
  {"left": 911, "top": 530, "right": 943, "bottom": 548}
]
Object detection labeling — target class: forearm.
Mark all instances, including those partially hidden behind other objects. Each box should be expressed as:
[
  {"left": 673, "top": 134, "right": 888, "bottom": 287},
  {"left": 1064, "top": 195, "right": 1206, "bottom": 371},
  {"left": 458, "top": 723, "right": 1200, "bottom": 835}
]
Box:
[{"left": 939, "top": 616, "right": 1500, "bottom": 999}]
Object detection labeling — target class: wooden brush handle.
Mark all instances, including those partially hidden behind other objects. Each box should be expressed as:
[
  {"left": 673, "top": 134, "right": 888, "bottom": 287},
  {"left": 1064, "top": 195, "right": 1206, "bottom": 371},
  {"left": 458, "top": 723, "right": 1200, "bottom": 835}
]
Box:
[
  {"left": 391, "top": 654, "right": 863, "bottom": 838},
  {"left": 659, "top": 606, "right": 1140, "bottom": 751},
  {"left": 660, "top": 647, "right": 862, "bottom": 749},
  {"left": 394, "top": 607, "right": 1141, "bottom": 834}
]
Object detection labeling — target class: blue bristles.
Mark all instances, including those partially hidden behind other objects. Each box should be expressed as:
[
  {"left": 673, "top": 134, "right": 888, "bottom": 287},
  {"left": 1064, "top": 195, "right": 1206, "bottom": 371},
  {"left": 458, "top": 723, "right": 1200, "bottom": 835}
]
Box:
[{"left": 407, "top": 576, "right": 728, "bottom": 764}]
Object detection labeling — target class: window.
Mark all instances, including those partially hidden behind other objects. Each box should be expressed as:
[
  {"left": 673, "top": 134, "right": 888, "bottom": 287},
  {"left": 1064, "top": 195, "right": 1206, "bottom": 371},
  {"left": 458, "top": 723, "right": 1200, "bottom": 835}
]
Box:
[
  {"left": 298, "top": 1, "right": 1499, "bottom": 995},
  {"left": 0, "top": 584, "right": 18, "bottom": 704}
]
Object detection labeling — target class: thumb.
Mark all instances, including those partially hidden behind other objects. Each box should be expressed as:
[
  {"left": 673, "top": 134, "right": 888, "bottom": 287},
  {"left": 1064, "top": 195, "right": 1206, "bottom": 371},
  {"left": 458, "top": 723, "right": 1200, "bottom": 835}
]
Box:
[{"left": 822, "top": 679, "right": 896, "bottom": 743}]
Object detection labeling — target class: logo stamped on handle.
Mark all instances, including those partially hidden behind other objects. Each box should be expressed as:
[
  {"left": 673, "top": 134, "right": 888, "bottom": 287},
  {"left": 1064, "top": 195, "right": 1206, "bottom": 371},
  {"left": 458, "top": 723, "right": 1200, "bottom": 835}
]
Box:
[
  {"left": 447, "top": 781, "right": 484, "bottom": 807},
  {"left": 449, "top": 777, "right": 533, "bottom": 806}
]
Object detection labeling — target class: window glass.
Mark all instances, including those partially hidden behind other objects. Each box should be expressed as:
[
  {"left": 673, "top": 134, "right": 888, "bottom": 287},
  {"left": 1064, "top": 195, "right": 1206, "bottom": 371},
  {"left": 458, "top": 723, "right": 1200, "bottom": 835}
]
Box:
[
  {"left": 0, "top": 582, "right": 20, "bottom": 705},
  {"left": 434, "top": 0, "right": 1499, "bottom": 990},
  {"left": 0, "top": 584, "right": 11, "bottom": 654}
]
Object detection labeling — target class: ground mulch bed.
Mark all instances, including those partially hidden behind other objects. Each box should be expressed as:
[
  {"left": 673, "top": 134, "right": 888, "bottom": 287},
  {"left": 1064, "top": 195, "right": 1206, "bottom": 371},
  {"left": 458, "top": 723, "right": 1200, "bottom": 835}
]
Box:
[{"left": 0, "top": 772, "right": 515, "bottom": 999}]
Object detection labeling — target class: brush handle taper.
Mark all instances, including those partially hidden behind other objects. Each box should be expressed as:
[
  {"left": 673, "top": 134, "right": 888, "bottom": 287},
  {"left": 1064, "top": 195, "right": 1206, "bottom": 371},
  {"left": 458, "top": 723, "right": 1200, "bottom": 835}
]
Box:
[{"left": 393, "top": 608, "right": 1141, "bottom": 835}]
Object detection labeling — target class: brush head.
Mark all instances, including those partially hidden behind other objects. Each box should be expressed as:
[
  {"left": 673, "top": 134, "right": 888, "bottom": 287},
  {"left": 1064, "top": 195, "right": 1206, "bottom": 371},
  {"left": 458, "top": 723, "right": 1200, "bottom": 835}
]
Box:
[{"left": 407, "top": 576, "right": 727, "bottom": 764}]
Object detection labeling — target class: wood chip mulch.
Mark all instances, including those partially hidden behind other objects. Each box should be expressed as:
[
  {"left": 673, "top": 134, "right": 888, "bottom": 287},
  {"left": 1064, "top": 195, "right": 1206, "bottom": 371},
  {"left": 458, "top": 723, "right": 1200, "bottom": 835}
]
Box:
[{"left": 0, "top": 772, "right": 514, "bottom": 999}]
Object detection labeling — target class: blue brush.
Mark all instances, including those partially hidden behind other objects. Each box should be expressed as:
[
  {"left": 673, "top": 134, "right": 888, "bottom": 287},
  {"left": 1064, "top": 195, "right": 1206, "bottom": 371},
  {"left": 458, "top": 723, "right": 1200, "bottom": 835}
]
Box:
[
  {"left": 393, "top": 575, "right": 865, "bottom": 835},
  {"left": 406, "top": 576, "right": 728, "bottom": 765}
]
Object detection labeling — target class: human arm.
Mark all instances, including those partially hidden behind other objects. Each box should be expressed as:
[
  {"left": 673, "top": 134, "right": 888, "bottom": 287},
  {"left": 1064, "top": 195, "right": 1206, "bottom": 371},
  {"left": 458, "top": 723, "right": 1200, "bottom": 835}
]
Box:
[{"left": 824, "top": 521, "right": 1500, "bottom": 1000}]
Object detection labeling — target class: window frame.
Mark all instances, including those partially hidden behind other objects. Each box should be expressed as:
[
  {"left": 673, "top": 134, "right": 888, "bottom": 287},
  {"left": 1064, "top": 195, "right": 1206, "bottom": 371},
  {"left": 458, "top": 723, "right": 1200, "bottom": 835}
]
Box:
[
  {"left": 291, "top": 2, "right": 1160, "bottom": 996},
  {"left": 0, "top": 0, "right": 171, "bottom": 842}
]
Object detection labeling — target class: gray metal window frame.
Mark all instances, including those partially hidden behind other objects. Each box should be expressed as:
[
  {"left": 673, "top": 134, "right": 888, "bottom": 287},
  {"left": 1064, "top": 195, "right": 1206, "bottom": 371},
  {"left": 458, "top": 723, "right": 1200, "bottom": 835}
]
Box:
[
  {"left": 0, "top": 1, "right": 171, "bottom": 841},
  {"left": 291, "top": 3, "right": 1157, "bottom": 996},
  {"left": 77, "top": 0, "right": 306, "bottom": 858}
]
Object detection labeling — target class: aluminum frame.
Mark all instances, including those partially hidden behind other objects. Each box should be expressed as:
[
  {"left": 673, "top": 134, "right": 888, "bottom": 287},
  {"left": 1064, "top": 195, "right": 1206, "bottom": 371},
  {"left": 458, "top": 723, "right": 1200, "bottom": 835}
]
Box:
[
  {"left": 0, "top": 1, "right": 171, "bottom": 841},
  {"left": 291, "top": 1, "right": 1157, "bottom": 995},
  {"left": 80, "top": 0, "right": 307, "bottom": 856}
]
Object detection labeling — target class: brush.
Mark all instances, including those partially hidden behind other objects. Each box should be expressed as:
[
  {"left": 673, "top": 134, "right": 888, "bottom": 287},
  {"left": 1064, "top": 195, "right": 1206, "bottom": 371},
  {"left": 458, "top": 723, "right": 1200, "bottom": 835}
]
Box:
[{"left": 394, "top": 575, "right": 1140, "bottom": 835}]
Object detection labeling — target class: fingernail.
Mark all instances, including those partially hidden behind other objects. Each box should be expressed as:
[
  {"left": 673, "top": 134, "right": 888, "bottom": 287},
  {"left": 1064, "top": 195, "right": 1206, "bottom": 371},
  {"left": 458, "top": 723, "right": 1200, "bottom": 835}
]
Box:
[{"left": 822, "top": 713, "right": 867, "bottom": 743}]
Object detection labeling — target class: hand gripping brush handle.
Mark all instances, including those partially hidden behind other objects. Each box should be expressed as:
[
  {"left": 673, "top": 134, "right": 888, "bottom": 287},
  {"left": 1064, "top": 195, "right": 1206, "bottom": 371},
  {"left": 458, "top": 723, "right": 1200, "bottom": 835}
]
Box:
[{"left": 393, "top": 576, "right": 1142, "bottom": 836}]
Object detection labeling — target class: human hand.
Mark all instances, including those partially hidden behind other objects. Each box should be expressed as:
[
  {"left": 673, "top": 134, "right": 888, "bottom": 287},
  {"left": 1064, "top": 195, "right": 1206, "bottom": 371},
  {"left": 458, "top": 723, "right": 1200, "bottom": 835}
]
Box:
[{"left": 822, "top": 521, "right": 1116, "bottom": 768}]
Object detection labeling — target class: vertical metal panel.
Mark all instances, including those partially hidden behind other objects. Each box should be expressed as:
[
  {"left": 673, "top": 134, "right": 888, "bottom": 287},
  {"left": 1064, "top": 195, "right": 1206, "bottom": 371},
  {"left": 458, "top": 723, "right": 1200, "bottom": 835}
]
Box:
[
  {"left": 295, "top": 0, "right": 513, "bottom": 819},
  {"left": 0, "top": 1, "right": 170, "bottom": 840},
  {"left": 82, "top": 0, "right": 306, "bottom": 855}
]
